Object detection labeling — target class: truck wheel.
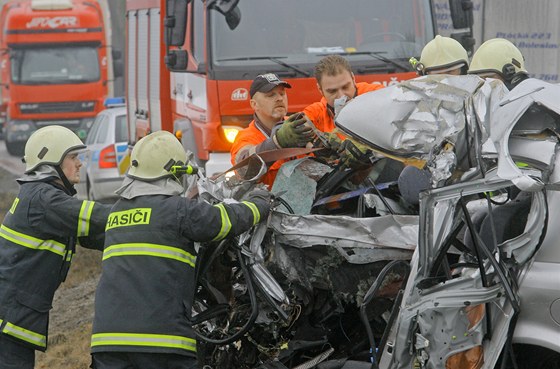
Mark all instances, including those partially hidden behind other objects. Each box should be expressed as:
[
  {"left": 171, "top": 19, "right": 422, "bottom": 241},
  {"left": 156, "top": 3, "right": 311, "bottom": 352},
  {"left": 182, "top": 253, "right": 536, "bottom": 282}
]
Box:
[{"left": 5, "top": 140, "right": 24, "bottom": 156}]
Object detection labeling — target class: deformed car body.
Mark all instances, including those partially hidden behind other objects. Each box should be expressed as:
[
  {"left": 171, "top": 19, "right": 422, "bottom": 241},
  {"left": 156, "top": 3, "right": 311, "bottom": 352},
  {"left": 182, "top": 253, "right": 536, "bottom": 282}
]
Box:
[
  {"left": 190, "top": 76, "right": 560, "bottom": 369},
  {"left": 336, "top": 76, "right": 560, "bottom": 369}
]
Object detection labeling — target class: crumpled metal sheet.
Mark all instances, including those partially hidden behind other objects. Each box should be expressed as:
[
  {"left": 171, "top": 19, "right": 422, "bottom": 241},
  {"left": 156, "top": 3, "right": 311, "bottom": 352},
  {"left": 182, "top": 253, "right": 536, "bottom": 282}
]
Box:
[
  {"left": 269, "top": 211, "right": 417, "bottom": 264},
  {"left": 335, "top": 74, "right": 484, "bottom": 156},
  {"left": 487, "top": 78, "right": 560, "bottom": 191}
]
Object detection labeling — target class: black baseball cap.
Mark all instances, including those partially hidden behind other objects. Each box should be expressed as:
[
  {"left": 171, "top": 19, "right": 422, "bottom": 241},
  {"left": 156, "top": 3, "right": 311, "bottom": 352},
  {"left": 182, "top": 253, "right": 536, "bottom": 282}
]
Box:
[{"left": 249, "top": 73, "right": 292, "bottom": 98}]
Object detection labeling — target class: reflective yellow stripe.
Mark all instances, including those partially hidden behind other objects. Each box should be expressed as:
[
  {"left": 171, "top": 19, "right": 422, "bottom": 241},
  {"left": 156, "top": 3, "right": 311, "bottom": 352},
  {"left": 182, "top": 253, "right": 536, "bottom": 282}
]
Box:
[
  {"left": 103, "top": 243, "right": 196, "bottom": 267},
  {"left": 242, "top": 201, "right": 260, "bottom": 225},
  {"left": 91, "top": 332, "right": 196, "bottom": 352},
  {"left": 0, "top": 224, "right": 65, "bottom": 257},
  {"left": 212, "top": 204, "right": 232, "bottom": 241},
  {"left": 9, "top": 197, "right": 19, "bottom": 214},
  {"left": 78, "top": 200, "right": 95, "bottom": 237},
  {"left": 3, "top": 321, "right": 47, "bottom": 348}
]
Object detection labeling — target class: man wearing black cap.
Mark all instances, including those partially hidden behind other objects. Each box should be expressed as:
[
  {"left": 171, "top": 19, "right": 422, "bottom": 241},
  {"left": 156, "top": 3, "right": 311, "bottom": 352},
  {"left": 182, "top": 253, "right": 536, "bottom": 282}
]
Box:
[{"left": 230, "top": 73, "right": 314, "bottom": 186}]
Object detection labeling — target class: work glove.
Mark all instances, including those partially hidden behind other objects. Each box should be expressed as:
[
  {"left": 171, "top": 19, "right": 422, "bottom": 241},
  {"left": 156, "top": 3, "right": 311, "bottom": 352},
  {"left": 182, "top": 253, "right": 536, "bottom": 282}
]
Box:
[
  {"left": 320, "top": 131, "right": 343, "bottom": 151},
  {"left": 339, "top": 139, "right": 373, "bottom": 169},
  {"left": 274, "top": 113, "right": 314, "bottom": 148}
]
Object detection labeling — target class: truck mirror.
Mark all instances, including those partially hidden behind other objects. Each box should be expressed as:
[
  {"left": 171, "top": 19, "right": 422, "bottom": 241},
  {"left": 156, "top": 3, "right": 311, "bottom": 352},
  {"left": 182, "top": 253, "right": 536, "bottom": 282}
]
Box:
[
  {"left": 207, "top": 0, "right": 239, "bottom": 15},
  {"left": 208, "top": 0, "right": 241, "bottom": 30},
  {"left": 113, "top": 60, "right": 124, "bottom": 78},
  {"left": 112, "top": 49, "right": 122, "bottom": 60},
  {"left": 165, "top": 50, "right": 188, "bottom": 70},
  {"left": 164, "top": 0, "right": 191, "bottom": 46},
  {"left": 448, "top": 0, "right": 473, "bottom": 29},
  {"left": 224, "top": 6, "right": 240, "bottom": 30},
  {"left": 450, "top": 32, "right": 475, "bottom": 55}
]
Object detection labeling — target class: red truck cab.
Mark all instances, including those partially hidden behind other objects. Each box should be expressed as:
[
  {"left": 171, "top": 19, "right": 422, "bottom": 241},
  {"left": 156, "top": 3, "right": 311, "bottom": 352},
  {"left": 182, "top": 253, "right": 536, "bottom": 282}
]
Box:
[
  {"left": 127, "top": 0, "right": 439, "bottom": 175},
  {"left": 0, "top": 0, "right": 114, "bottom": 156}
]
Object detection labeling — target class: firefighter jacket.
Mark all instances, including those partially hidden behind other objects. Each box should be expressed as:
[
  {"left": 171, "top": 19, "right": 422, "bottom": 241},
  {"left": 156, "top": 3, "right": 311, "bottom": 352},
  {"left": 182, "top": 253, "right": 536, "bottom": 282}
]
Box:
[
  {"left": 91, "top": 194, "right": 268, "bottom": 357},
  {"left": 0, "top": 180, "right": 110, "bottom": 351},
  {"left": 230, "top": 117, "right": 286, "bottom": 187},
  {"left": 303, "top": 82, "right": 384, "bottom": 134}
]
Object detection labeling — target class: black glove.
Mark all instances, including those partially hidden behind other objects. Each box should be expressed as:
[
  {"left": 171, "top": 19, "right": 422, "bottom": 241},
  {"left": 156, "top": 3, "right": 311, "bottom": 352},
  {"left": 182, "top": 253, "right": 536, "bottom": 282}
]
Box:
[
  {"left": 274, "top": 113, "right": 314, "bottom": 148},
  {"left": 244, "top": 189, "right": 272, "bottom": 221},
  {"left": 245, "top": 188, "right": 272, "bottom": 204}
]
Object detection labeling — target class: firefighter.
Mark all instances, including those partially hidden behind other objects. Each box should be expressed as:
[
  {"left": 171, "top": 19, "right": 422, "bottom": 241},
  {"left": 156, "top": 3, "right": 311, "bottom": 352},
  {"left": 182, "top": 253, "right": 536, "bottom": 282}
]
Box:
[
  {"left": 90, "top": 131, "right": 271, "bottom": 369},
  {"left": 230, "top": 73, "right": 314, "bottom": 186},
  {"left": 0, "top": 125, "right": 111, "bottom": 369},
  {"left": 411, "top": 35, "right": 469, "bottom": 76},
  {"left": 468, "top": 38, "right": 529, "bottom": 90}
]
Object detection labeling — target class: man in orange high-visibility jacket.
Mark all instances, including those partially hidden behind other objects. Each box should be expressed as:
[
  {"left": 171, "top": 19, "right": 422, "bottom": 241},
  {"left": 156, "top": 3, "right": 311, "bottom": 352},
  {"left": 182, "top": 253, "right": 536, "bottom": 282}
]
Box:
[
  {"left": 303, "top": 55, "right": 383, "bottom": 135},
  {"left": 231, "top": 73, "right": 313, "bottom": 186}
]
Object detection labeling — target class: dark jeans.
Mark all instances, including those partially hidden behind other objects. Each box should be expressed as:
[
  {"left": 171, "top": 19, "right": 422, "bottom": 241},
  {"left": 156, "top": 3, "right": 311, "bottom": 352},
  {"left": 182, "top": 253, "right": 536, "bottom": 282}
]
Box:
[
  {"left": 91, "top": 352, "right": 198, "bottom": 369},
  {"left": 0, "top": 334, "right": 35, "bottom": 369}
]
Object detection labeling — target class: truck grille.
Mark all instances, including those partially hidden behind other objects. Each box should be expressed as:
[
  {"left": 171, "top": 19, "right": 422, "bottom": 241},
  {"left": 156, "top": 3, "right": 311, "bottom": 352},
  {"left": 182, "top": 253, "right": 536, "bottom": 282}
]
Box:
[{"left": 19, "top": 101, "right": 96, "bottom": 114}]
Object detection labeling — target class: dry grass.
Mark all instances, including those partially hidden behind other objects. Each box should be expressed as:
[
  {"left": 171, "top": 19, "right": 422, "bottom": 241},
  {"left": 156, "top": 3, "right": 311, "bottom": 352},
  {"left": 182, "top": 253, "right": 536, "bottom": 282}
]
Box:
[{"left": 35, "top": 248, "right": 102, "bottom": 369}]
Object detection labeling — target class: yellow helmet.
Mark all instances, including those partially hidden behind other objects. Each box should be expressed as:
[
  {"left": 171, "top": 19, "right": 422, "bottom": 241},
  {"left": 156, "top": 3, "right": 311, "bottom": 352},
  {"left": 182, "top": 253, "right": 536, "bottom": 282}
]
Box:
[
  {"left": 23, "top": 125, "right": 86, "bottom": 173},
  {"left": 419, "top": 35, "right": 469, "bottom": 74},
  {"left": 468, "top": 38, "right": 527, "bottom": 79},
  {"left": 128, "top": 131, "right": 187, "bottom": 181}
]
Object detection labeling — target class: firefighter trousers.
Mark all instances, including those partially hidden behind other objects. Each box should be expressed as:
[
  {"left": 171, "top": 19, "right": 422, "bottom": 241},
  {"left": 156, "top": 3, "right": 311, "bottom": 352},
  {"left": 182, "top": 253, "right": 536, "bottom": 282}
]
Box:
[
  {"left": 91, "top": 352, "right": 198, "bottom": 369},
  {"left": 0, "top": 333, "right": 35, "bottom": 369}
]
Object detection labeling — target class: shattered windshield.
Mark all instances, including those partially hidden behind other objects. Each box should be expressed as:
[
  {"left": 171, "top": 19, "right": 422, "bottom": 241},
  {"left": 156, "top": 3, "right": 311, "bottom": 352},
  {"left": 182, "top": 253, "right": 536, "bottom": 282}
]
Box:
[
  {"left": 10, "top": 45, "right": 100, "bottom": 85},
  {"left": 210, "top": 0, "right": 434, "bottom": 67}
]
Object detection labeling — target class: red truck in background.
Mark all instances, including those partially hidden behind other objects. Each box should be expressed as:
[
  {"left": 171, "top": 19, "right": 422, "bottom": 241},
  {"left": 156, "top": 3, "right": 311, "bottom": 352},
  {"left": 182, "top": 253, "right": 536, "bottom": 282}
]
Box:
[
  {"left": 0, "top": 0, "right": 122, "bottom": 156},
  {"left": 126, "top": 0, "right": 468, "bottom": 175}
]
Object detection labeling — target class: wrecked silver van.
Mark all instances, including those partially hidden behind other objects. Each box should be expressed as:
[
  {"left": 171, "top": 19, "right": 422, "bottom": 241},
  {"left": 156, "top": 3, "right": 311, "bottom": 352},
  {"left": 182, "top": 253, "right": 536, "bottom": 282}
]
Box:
[{"left": 191, "top": 75, "right": 560, "bottom": 369}]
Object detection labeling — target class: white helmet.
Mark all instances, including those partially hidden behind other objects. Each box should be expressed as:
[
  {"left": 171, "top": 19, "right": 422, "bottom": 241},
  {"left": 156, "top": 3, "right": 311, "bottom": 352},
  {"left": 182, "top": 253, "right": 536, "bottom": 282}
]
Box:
[
  {"left": 23, "top": 125, "right": 86, "bottom": 173},
  {"left": 128, "top": 131, "right": 187, "bottom": 181},
  {"left": 468, "top": 38, "right": 527, "bottom": 80},
  {"left": 419, "top": 35, "right": 469, "bottom": 75}
]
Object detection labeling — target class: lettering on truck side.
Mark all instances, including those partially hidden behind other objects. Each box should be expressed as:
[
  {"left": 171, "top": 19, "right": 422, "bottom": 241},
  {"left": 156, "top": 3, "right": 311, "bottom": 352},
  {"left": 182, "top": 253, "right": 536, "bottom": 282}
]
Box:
[
  {"left": 26, "top": 16, "right": 78, "bottom": 29},
  {"left": 106, "top": 208, "right": 152, "bottom": 230}
]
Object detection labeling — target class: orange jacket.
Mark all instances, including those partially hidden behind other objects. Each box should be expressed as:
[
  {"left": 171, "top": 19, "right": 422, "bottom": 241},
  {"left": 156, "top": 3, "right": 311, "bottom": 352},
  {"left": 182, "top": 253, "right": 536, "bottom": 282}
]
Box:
[
  {"left": 303, "top": 82, "right": 383, "bottom": 133},
  {"left": 230, "top": 119, "right": 285, "bottom": 187}
]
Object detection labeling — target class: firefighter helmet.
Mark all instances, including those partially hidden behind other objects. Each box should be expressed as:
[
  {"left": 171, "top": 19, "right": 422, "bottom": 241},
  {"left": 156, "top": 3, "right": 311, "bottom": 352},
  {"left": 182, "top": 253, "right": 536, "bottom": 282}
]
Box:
[
  {"left": 127, "top": 131, "right": 187, "bottom": 181},
  {"left": 419, "top": 35, "right": 469, "bottom": 74},
  {"left": 468, "top": 38, "right": 527, "bottom": 80},
  {"left": 23, "top": 125, "right": 86, "bottom": 173}
]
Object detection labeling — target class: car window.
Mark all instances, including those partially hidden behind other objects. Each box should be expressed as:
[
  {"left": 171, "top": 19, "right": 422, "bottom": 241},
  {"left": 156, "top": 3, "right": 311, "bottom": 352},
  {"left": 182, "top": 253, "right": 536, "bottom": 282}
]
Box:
[
  {"left": 115, "top": 114, "right": 128, "bottom": 142},
  {"left": 95, "top": 115, "right": 110, "bottom": 144},
  {"left": 86, "top": 115, "right": 103, "bottom": 145}
]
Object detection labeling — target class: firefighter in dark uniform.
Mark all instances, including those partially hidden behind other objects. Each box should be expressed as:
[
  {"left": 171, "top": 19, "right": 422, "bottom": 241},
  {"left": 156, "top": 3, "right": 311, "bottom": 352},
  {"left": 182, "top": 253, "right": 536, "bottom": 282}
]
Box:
[
  {"left": 90, "top": 131, "right": 271, "bottom": 369},
  {"left": 0, "top": 125, "right": 111, "bottom": 369}
]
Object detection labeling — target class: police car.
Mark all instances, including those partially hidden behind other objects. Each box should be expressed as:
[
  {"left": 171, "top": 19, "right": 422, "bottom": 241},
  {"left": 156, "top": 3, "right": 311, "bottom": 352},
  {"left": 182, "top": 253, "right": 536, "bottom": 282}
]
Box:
[{"left": 76, "top": 97, "right": 129, "bottom": 201}]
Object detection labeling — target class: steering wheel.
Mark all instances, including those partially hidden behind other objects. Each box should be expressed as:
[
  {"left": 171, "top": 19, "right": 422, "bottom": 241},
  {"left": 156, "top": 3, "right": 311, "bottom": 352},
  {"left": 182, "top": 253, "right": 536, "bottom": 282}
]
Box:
[{"left": 361, "top": 32, "right": 407, "bottom": 43}]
